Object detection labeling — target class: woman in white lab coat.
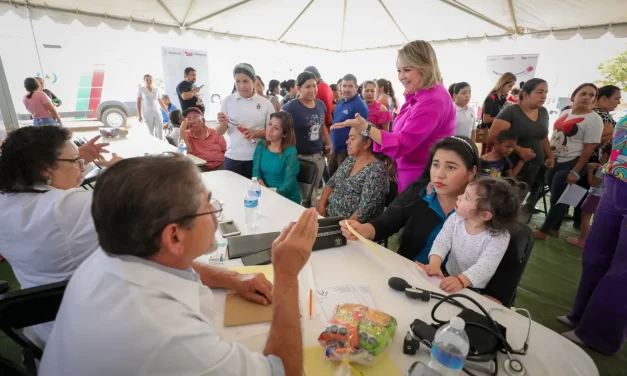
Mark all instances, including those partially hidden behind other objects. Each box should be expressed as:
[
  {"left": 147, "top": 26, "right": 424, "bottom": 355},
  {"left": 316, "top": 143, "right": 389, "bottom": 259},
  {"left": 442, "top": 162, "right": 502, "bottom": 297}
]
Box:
[{"left": 0, "top": 126, "right": 119, "bottom": 343}]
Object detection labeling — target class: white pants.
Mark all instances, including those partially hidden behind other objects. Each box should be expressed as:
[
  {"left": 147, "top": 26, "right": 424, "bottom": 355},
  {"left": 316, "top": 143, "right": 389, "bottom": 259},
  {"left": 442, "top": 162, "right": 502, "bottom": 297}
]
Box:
[{"left": 144, "top": 112, "right": 163, "bottom": 139}]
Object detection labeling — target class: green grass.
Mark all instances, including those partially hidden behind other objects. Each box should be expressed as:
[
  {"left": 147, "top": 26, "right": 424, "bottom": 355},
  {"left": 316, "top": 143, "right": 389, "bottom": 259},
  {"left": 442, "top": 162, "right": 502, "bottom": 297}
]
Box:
[{"left": 1, "top": 211, "right": 625, "bottom": 375}]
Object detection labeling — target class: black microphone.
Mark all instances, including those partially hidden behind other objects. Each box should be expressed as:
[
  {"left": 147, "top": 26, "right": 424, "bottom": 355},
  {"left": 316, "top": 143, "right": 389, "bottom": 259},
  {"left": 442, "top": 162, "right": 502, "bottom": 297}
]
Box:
[
  {"left": 388, "top": 277, "right": 411, "bottom": 291},
  {"left": 388, "top": 277, "right": 432, "bottom": 302}
]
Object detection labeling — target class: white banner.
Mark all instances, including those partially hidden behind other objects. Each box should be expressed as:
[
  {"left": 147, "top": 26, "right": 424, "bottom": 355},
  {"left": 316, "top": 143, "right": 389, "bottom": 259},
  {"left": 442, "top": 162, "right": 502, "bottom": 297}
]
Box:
[
  {"left": 161, "top": 47, "right": 210, "bottom": 112},
  {"left": 485, "top": 54, "right": 539, "bottom": 82}
]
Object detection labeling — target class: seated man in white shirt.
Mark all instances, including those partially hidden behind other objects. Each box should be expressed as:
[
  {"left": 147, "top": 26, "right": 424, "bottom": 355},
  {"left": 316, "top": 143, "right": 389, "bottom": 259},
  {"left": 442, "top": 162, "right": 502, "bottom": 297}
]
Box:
[{"left": 39, "top": 154, "right": 319, "bottom": 376}]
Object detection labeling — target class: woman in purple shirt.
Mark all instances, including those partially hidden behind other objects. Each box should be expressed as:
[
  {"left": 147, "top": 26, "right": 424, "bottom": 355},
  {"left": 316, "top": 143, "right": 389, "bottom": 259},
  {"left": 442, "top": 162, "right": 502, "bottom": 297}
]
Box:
[{"left": 332, "top": 40, "right": 455, "bottom": 192}]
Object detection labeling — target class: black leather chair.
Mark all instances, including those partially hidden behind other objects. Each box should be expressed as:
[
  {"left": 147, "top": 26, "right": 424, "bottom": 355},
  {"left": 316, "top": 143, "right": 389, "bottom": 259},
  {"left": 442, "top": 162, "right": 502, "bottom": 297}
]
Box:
[
  {"left": 482, "top": 223, "right": 534, "bottom": 307},
  {"left": 0, "top": 355, "right": 33, "bottom": 376},
  {"left": 0, "top": 280, "right": 9, "bottom": 294},
  {"left": 297, "top": 158, "right": 319, "bottom": 208},
  {"left": 0, "top": 281, "right": 68, "bottom": 374}
]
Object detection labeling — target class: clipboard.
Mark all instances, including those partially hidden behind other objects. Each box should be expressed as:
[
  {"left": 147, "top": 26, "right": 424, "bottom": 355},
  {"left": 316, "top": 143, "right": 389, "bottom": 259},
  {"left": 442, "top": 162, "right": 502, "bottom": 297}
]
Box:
[{"left": 223, "top": 265, "right": 274, "bottom": 327}]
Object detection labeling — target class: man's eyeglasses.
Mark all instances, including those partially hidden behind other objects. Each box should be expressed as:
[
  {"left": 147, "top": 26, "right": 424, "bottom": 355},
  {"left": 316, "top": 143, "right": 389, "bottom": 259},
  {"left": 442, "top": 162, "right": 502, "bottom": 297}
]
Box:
[
  {"left": 186, "top": 115, "right": 203, "bottom": 122},
  {"left": 57, "top": 157, "right": 85, "bottom": 168},
  {"left": 169, "top": 197, "right": 223, "bottom": 224}
]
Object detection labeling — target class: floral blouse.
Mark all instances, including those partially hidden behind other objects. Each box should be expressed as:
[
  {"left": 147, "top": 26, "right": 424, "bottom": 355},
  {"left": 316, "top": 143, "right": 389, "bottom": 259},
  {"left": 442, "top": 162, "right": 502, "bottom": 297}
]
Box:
[
  {"left": 605, "top": 115, "right": 627, "bottom": 182},
  {"left": 326, "top": 156, "right": 389, "bottom": 222}
]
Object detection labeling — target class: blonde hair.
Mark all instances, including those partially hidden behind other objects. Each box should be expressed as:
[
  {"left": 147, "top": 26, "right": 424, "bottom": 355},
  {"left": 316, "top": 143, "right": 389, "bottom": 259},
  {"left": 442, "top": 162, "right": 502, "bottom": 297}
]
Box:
[
  {"left": 490, "top": 72, "right": 517, "bottom": 95},
  {"left": 397, "top": 40, "right": 442, "bottom": 90}
]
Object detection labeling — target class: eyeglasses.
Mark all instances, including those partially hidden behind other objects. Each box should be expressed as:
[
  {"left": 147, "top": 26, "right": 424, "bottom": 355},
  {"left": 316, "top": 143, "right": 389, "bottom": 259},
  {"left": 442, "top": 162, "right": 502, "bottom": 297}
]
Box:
[
  {"left": 186, "top": 115, "right": 203, "bottom": 121},
  {"left": 169, "top": 196, "right": 223, "bottom": 225},
  {"left": 57, "top": 157, "right": 85, "bottom": 168}
]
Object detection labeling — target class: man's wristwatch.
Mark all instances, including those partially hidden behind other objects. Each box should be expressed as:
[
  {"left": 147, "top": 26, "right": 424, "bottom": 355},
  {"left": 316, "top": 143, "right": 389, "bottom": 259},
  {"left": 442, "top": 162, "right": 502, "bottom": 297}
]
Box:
[{"left": 360, "top": 122, "right": 373, "bottom": 137}]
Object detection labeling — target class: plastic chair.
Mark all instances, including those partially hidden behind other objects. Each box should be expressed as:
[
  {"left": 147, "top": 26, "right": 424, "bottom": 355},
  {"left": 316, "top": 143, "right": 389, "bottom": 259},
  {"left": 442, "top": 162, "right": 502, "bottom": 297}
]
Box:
[
  {"left": 481, "top": 223, "right": 534, "bottom": 307},
  {"left": 297, "top": 158, "right": 318, "bottom": 208},
  {"left": 80, "top": 166, "right": 104, "bottom": 190},
  {"left": 0, "top": 281, "right": 68, "bottom": 374},
  {"left": 380, "top": 180, "right": 399, "bottom": 248}
]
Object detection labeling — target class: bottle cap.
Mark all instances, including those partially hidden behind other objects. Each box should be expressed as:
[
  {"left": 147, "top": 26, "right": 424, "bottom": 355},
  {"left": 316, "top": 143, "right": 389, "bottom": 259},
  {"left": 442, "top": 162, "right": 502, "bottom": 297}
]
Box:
[
  {"left": 252, "top": 177, "right": 258, "bottom": 182},
  {"left": 449, "top": 317, "right": 465, "bottom": 330}
]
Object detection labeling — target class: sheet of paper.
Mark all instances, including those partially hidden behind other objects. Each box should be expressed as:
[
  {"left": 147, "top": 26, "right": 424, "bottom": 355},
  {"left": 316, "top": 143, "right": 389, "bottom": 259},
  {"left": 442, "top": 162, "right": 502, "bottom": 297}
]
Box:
[
  {"left": 557, "top": 184, "right": 588, "bottom": 206},
  {"left": 315, "top": 284, "right": 376, "bottom": 322},
  {"left": 303, "top": 347, "right": 402, "bottom": 376},
  {"left": 345, "top": 220, "right": 385, "bottom": 259}
]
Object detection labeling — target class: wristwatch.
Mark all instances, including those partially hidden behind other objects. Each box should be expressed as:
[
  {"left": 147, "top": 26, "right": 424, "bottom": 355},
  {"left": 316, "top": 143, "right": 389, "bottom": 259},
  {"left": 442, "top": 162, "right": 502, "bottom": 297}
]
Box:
[{"left": 360, "top": 122, "right": 373, "bottom": 137}]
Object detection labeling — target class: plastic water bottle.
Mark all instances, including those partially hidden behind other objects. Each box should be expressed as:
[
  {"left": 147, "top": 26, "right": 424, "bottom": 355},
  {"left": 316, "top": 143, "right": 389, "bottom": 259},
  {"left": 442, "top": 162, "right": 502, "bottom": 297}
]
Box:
[
  {"left": 244, "top": 180, "right": 260, "bottom": 228},
  {"left": 251, "top": 177, "right": 262, "bottom": 213},
  {"left": 178, "top": 140, "right": 187, "bottom": 156},
  {"left": 428, "top": 317, "right": 469, "bottom": 376}
]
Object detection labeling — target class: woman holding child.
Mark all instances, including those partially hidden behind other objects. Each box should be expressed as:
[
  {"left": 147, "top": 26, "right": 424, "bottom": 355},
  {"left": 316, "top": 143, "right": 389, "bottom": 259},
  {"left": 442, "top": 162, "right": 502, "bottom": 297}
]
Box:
[
  {"left": 488, "top": 79, "right": 553, "bottom": 216},
  {"left": 340, "top": 136, "right": 520, "bottom": 299}
]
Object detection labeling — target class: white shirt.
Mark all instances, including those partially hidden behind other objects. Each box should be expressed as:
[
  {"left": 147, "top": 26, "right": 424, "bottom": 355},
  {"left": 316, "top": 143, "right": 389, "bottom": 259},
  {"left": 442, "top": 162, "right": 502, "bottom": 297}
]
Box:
[
  {"left": 39, "top": 249, "right": 284, "bottom": 376},
  {"left": 454, "top": 104, "right": 476, "bottom": 138},
  {"left": 220, "top": 92, "right": 274, "bottom": 161},
  {"left": 0, "top": 187, "right": 98, "bottom": 344},
  {"left": 137, "top": 86, "right": 161, "bottom": 115},
  {"left": 550, "top": 110, "right": 603, "bottom": 163},
  {"left": 429, "top": 213, "right": 510, "bottom": 289}
]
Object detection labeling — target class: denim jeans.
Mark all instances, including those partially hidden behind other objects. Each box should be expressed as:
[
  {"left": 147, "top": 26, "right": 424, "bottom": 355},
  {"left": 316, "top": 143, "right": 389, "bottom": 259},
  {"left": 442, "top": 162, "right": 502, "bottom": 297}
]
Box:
[
  {"left": 540, "top": 157, "right": 584, "bottom": 232},
  {"left": 33, "top": 117, "right": 59, "bottom": 126}
]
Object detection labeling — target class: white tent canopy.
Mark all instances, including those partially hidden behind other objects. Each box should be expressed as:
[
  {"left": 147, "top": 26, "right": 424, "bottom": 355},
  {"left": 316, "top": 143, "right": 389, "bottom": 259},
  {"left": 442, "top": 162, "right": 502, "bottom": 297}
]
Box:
[{"left": 2, "top": 0, "right": 626, "bottom": 51}]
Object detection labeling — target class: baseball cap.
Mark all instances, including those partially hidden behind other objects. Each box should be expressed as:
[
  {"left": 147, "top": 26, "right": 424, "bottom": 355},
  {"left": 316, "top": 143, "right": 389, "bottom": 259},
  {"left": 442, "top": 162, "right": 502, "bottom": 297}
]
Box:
[{"left": 182, "top": 107, "right": 204, "bottom": 118}]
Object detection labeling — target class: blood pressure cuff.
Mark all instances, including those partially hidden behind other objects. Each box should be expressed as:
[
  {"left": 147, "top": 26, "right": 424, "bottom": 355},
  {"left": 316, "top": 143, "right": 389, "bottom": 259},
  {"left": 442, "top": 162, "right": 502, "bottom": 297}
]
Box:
[
  {"left": 457, "top": 309, "right": 507, "bottom": 357},
  {"left": 313, "top": 217, "right": 347, "bottom": 251}
]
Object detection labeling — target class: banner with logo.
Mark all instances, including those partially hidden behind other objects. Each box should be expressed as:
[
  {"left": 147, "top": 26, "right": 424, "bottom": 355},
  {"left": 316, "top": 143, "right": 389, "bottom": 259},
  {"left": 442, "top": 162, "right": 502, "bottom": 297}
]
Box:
[
  {"left": 485, "top": 54, "right": 539, "bottom": 81},
  {"left": 161, "top": 47, "right": 210, "bottom": 111}
]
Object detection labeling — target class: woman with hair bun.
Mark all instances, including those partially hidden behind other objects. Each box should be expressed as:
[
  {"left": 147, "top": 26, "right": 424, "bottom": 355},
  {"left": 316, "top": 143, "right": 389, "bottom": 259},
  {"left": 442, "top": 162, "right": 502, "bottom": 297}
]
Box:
[
  {"left": 280, "top": 79, "right": 298, "bottom": 106},
  {"left": 376, "top": 78, "right": 398, "bottom": 115}
]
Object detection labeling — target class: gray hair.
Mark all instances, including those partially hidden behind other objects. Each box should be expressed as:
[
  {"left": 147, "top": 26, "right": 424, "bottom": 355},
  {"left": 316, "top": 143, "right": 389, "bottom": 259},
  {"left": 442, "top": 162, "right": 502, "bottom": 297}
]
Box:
[{"left": 92, "top": 154, "right": 204, "bottom": 258}]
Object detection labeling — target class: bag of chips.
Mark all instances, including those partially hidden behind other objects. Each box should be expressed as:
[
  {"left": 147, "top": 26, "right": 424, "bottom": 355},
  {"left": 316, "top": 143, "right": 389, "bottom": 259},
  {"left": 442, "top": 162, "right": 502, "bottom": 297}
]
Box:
[{"left": 318, "top": 303, "right": 397, "bottom": 365}]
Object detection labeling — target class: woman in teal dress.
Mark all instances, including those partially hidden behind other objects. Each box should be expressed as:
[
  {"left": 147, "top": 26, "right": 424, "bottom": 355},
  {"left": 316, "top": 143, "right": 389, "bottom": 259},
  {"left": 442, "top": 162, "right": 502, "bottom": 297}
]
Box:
[{"left": 253, "top": 112, "right": 301, "bottom": 203}]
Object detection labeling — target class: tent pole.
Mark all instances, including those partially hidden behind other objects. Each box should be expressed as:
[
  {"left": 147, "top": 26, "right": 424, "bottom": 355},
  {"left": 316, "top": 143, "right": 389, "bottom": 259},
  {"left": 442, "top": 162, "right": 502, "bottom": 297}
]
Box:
[
  {"left": 340, "top": 0, "right": 347, "bottom": 52},
  {"left": 155, "top": 0, "right": 181, "bottom": 27},
  {"left": 507, "top": 0, "right": 520, "bottom": 34},
  {"left": 438, "top": 0, "right": 514, "bottom": 34},
  {"left": 181, "top": 0, "right": 196, "bottom": 29},
  {"left": 186, "top": 0, "right": 253, "bottom": 28},
  {"left": 26, "top": 7, "right": 45, "bottom": 78},
  {"left": 277, "top": 0, "right": 316, "bottom": 41},
  {"left": 378, "top": 0, "right": 408, "bottom": 42}
]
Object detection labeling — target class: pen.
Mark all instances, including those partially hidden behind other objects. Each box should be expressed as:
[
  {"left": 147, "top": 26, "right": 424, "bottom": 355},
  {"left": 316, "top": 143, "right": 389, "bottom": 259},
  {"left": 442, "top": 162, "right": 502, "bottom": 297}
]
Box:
[{"left": 308, "top": 289, "right": 312, "bottom": 320}]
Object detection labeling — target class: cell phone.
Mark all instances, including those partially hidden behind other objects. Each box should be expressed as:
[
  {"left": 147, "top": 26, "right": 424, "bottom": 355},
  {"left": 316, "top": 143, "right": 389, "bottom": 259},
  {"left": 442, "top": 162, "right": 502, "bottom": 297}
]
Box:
[
  {"left": 241, "top": 249, "right": 272, "bottom": 266},
  {"left": 198, "top": 85, "right": 205, "bottom": 89},
  {"left": 218, "top": 220, "right": 240, "bottom": 238}
]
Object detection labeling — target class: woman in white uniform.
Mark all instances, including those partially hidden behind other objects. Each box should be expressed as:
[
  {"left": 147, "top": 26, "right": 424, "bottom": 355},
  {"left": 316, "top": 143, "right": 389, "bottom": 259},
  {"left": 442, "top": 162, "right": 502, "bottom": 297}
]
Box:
[
  {"left": 137, "top": 74, "right": 169, "bottom": 139},
  {"left": 0, "top": 126, "right": 120, "bottom": 344},
  {"left": 217, "top": 63, "right": 275, "bottom": 179}
]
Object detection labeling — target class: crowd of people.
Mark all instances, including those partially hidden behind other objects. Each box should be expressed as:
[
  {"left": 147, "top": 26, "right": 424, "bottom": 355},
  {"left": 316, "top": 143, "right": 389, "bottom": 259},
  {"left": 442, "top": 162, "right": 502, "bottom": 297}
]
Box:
[{"left": 4, "top": 36, "right": 626, "bottom": 374}]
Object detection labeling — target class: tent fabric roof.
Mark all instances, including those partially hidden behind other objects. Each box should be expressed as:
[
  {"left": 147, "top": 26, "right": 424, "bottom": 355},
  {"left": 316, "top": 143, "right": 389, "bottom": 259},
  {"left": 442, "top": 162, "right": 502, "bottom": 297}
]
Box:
[{"left": 2, "top": 0, "right": 626, "bottom": 51}]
